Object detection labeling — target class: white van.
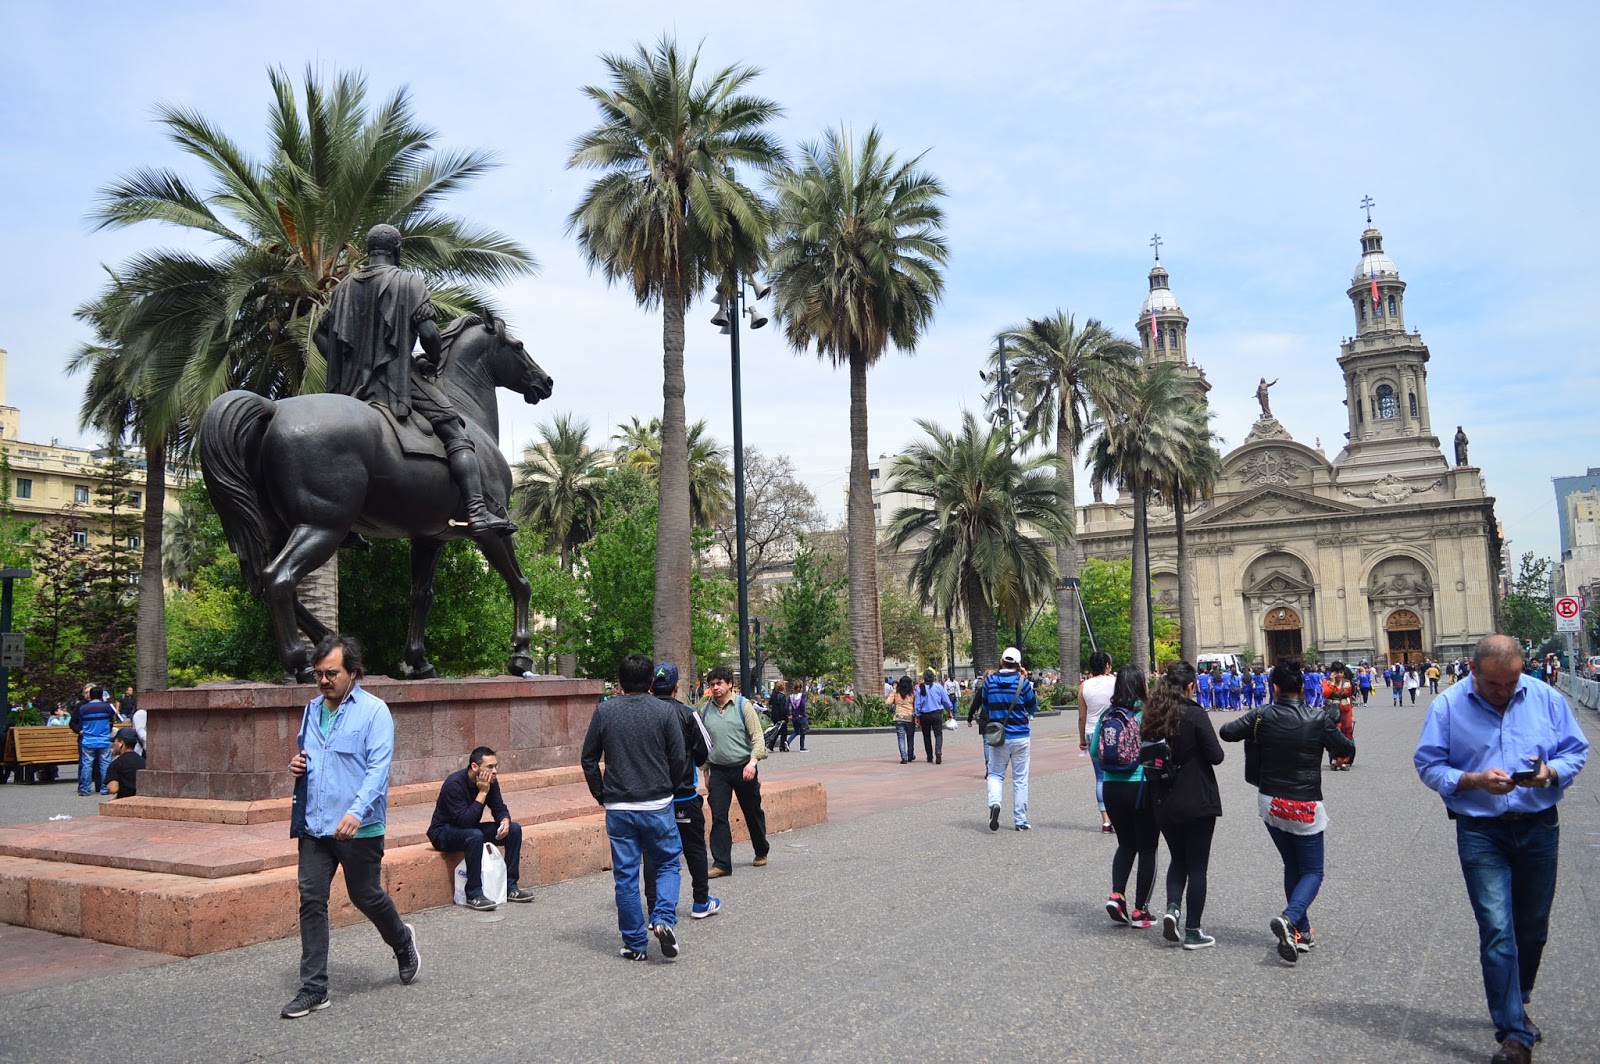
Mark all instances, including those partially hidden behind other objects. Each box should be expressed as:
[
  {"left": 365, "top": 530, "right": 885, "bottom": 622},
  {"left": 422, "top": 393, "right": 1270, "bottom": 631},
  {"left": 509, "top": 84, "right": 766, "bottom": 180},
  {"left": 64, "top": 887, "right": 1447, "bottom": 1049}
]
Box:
[{"left": 1196, "top": 653, "right": 1243, "bottom": 674}]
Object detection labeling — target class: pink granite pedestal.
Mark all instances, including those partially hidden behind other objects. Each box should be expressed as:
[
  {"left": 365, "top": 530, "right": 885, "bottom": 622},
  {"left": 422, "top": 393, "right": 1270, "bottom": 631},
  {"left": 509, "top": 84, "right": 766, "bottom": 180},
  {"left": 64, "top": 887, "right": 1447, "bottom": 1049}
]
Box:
[{"left": 138, "top": 676, "right": 602, "bottom": 802}]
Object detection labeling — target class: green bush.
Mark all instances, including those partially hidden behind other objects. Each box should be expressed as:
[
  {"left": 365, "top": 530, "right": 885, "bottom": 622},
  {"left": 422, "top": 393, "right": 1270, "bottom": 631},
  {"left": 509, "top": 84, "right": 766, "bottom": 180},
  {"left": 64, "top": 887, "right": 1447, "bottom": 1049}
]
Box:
[{"left": 807, "top": 693, "right": 893, "bottom": 728}]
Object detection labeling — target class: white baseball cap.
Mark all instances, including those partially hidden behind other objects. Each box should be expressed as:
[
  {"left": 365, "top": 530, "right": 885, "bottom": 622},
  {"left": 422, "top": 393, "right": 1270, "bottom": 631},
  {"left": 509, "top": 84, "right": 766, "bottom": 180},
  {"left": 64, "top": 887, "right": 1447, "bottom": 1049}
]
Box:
[{"left": 1001, "top": 647, "right": 1022, "bottom": 665}]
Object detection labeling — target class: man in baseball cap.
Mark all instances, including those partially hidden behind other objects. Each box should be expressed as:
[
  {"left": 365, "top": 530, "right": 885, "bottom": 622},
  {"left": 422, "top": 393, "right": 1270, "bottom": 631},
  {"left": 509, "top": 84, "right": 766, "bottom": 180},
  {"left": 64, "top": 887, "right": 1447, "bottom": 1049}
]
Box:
[
  {"left": 643, "top": 663, "right": 721, "bottom": 920},
  {"left": 104, "top": 727, "right": 145, "bottom": 798},
  {"left": 979, "top": 647, "right": 1037, "bottom": 831}
]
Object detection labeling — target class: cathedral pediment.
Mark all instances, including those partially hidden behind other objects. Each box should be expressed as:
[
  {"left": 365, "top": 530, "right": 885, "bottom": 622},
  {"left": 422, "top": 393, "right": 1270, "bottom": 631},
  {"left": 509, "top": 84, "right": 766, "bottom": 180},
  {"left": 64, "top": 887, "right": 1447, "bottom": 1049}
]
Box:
[
  {"left": 1241, "top": 568, "right": 1316, "bottom": 598},
  {"left": 1190, "top": 487, "right": 1360, "bottom": 527}
]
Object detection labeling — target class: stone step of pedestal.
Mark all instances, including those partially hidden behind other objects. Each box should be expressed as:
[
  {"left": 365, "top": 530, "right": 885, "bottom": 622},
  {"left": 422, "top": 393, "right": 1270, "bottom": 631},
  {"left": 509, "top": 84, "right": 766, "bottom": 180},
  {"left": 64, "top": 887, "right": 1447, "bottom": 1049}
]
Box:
[
  {"left": 0, "top": 779, "right": 827, "bottom": 957},
  {"left": 98, "top": 765, "right": 587, "bottom": 825}
]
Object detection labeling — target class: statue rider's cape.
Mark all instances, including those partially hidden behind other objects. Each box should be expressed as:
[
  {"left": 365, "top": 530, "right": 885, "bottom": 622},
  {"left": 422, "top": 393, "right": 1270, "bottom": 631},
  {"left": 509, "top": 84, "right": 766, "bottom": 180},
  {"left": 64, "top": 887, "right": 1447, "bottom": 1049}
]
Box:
[{"left": 321, "top": 264, "right": 438, "bottom": 420}]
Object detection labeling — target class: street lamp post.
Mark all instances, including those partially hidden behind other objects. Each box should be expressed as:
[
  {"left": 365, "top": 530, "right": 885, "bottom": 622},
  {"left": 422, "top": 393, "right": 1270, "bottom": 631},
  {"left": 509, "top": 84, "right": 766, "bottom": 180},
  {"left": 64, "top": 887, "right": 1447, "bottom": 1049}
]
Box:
[{"left": 712, "top": 277, "right": 770, "bottom": 698}]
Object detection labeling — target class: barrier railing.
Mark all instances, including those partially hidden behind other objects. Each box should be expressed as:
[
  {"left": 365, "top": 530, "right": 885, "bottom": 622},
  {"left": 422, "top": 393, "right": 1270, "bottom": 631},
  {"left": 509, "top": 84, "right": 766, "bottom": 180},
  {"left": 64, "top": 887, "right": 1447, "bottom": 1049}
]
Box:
[{"left": 1556, "top": 673, "right": 1600, "bottom": 712}]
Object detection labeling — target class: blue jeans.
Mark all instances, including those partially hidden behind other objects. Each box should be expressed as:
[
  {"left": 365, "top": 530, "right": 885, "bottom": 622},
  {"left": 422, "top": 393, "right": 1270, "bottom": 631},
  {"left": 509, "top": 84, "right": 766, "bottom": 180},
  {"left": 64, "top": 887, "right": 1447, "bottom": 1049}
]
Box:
[
  {"left": 895, "top": 721, "right": 916, "bottom": 761},
  {"left": 78, "top": 745, "right": 111, "bottom": 795},
  {"left": 986, "top": 736, "right": 1030, "bottom": 825},
  {"left": 1456, "top": 808, "right": 1560, "bottom": 1050},
  {"left": 1265, "top": 825, "right": 1325, "bottom": 933},
  {"left": 606, "top": 806, "right": 682, "bottom": 951},
  {"left": 1091, "top": 753, "right": 1105, "bottom": 812}
]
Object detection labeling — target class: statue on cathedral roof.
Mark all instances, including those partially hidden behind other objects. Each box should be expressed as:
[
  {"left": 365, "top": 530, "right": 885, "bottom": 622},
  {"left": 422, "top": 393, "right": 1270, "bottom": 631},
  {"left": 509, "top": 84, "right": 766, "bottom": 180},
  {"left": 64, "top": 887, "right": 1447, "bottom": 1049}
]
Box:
[{"left": 1254, "top": 377, "right": 1278, "bottom": 420}]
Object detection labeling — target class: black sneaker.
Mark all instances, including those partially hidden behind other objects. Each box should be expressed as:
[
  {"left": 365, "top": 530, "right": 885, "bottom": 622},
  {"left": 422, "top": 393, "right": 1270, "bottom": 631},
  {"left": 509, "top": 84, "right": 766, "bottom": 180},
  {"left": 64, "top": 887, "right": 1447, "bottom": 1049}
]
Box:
[
  {"left": 1106, "top": 893, "right": 1131, "bottom": 925},
  {"left": 651, "top": 923, "right": 680, "bottom": 959},
  {"left": 1296, "top": 928, "right": 1316, "bottom": 953},
  {"left": 1014, "top": 822, "right": 1031, "bottom": 831},
  {"left": 396, "top": 923, "right": 420, "bottom": 984},
  {"left": 506, "top": 886, "right": 536, "bottom": 903},
  {"left": 989, "top": 805, "right": 1001, "bottom": 832},
  {"left": 618, "top": 947, "right": 648, "bottom": 962},
  {"left": 1270, "top": 916, "right": 1299, "bottom": 963},
  {"left": 1162, "top": 909, "right": 1181, "bottom": 943},
  {"left": 465, "top": 894, "right": 497, "bottom": 911},
  {"left": 281, "top": 989, "right": 330, "bottom": 1019}
]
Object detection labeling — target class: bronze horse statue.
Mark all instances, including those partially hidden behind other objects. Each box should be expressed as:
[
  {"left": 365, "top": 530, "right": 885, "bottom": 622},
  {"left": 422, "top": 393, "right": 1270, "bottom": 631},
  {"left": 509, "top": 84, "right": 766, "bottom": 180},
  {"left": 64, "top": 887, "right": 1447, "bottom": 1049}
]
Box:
[{"left": 199, "top": 313, "right": 553, "bottom": 683}]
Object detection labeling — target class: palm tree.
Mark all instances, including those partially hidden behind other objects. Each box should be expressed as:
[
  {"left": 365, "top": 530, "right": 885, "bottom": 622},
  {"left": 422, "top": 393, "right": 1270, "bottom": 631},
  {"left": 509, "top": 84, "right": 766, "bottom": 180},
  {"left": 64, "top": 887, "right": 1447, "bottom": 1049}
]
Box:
[
  {"left": 768, "top": 126, "right": 949, "bottom": 697},
  {"left": 68, "top": 283, "right": 184, "bottom": 691},
  {"left": 568, "top": 36, "right": 784, "bottom": 676},
  {"left": 1000, "top": 312, "right": 1139, "bottom": 681},
  {"left": 1086, "top": 362, "right": 1192, "bottom": 671},
  {"left": 163, "top": 494, "right": 221, "bottom": 590},
  {"left": 1162, "top": 406, "right": 1222, "bottom": 663},
  {"left": 610, "top": 417, "right": 732, "bottom": 528},
  {"left": 90, "top": 66, "right": 536, "bottom": 630},
  {"left": 514, "top": 414, "right": 609, "bottom": 677},
  {"left": 883, "top": 412, "right": 1069, "bottom": 672}
]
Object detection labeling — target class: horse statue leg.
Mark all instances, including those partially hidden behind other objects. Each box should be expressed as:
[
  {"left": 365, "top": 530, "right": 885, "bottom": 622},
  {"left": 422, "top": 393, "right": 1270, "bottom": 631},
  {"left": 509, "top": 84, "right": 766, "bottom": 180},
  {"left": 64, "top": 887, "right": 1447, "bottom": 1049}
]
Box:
[
  {"left": 472, "top": 532, "right": 534, "bottom": 676},
  {"left": 404, "top": 538, "right": 445, "bottom": 680},
  {"left": 259, "top": 525, "right": 347, "bottom": 683}
]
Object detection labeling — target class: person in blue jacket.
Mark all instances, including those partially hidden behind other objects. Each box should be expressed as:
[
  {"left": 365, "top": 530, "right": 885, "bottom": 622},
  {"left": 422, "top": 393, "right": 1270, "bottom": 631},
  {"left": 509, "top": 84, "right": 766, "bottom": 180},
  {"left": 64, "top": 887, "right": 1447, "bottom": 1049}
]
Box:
[{"left": 979, "top": 648, "right": 1038, "bottom": 831}]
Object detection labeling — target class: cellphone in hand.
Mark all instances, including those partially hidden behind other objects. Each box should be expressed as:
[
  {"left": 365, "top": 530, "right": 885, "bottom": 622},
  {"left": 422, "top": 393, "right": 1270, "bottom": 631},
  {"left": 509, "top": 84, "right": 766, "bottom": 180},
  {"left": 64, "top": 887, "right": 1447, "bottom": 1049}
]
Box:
[{"left": 1510, "top": 759, "right": 1542, "bottom": 783}]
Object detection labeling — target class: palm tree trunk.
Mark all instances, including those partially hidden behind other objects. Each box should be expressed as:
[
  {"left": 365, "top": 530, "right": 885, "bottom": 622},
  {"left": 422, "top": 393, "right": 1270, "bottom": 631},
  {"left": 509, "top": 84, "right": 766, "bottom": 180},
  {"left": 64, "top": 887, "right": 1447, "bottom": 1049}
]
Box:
[
  {"left": 135, "top": 435, "right": 169, "bottom": 692},
  {"left": 1054, "top": 408, "right": 1081, "bottom": 681},
  {"left": 556, "top": 541, "right": 577, "bottom": 678},
  {"left": 845, "top": 351, "right": 883, "bottom": 698},
  {"left": 965, "top": 571, "right": 998, "bottom": 674},
  {"left": 1129, "top": 488, "right": 1152, "bottom": 671},
  {"left": 1175, "top": 486, "right": 1197, "bottom": 663},
  {"left": 653, "top": 274, "right": 695, "bottom": 678}
]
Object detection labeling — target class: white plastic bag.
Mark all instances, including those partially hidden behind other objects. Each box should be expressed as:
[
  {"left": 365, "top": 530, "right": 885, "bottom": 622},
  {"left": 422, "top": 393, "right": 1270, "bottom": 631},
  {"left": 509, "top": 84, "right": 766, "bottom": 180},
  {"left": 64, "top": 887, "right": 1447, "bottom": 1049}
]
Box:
[
  {"left": 944, "top": 716, "right": 957, "bottom": 732},
  {"left": 453, "top": 842, "right": 509, "bottom": 906}
]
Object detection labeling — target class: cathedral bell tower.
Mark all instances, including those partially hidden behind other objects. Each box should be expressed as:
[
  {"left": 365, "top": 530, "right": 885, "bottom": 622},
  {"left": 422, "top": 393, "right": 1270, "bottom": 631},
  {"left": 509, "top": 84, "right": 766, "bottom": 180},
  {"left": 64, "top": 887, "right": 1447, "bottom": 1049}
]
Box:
[
  {"left": 1333, "top": 202, "right": 1448, "bottom": 479},
  {"left": 1137, "top": 235, "right": 1210, "bottom": 399}
]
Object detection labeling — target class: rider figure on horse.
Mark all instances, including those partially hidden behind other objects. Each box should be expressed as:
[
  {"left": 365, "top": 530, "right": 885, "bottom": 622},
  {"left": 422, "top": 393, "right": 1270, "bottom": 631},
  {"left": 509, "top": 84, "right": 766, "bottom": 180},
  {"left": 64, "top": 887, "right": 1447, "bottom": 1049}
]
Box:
[{"left": 314, "top": 224, "right": 516, "bottom": 537}]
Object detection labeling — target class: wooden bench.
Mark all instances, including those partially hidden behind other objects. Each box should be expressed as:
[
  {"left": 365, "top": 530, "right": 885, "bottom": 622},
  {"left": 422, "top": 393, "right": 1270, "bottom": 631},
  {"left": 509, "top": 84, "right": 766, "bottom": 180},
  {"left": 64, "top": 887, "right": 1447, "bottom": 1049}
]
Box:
[{"left": 2, "top": 725, "right": 82, "bottom": 770}]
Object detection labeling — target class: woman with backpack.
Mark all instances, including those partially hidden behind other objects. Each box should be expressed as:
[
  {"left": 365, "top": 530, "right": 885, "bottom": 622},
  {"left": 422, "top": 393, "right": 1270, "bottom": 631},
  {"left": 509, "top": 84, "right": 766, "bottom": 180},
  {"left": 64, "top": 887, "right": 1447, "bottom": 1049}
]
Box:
[
  {"left": 1143, "top": 661, "right": 1225, "bottom": 950},
  {"left": 787, "top": 682, "right": 809, "bottom": 751},
  {"left": 1077, "top": 651, "right": 1116, "bottom": 833},
  {"left": 1096, "top": 665, "right": 1160, "bottom": 930},
  {"left": 889, "top": 675, "right": 918, "bottom": 764},
  {"left": 1219, "top": 657, "right": 1354, "bottom": 963}
]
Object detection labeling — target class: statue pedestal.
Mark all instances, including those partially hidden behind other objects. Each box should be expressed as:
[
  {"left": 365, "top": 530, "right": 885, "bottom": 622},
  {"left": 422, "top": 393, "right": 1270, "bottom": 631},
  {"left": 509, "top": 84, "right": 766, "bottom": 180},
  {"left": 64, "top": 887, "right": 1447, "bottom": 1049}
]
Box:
[
  {"left": 1244, "top": 416, "right": 1292, "bottom": 443},
  {"left": 137, "top": 676, "right": 597, "bottom": 803}
]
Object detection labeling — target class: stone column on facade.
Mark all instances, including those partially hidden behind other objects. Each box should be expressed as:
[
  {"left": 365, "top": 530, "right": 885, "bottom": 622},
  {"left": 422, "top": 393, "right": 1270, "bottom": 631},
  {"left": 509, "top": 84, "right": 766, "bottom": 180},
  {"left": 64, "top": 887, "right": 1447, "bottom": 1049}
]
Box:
[{"left": 1356, "top": 370, "right": 1370, "bottom": 440}]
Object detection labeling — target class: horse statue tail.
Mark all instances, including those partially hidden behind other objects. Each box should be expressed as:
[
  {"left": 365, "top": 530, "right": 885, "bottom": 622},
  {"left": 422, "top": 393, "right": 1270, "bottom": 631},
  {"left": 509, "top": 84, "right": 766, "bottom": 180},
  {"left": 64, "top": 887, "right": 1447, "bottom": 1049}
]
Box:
[{"left": 198, "top": 390, "right": 276, "bottom": 595}]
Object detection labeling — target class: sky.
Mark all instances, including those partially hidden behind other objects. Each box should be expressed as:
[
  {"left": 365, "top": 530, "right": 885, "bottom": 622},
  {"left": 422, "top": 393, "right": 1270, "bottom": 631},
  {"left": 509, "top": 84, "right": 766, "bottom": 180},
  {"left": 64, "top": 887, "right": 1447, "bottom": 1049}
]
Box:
[{"left": 1, "top": 0, "right": 1595, "bottom": 564}]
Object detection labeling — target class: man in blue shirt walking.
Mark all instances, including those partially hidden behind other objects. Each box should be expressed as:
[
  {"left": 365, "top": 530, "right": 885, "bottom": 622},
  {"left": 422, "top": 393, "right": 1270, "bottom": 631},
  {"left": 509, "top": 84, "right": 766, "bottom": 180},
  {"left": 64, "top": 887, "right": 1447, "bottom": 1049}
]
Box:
[
  {"left": 979, "top": 647, "right": 1038, "bottom": 831},
  {"left": 1414, "top": 635, "right": 1589, "bottom": 1064},
  {"left": 282, "top": 635, "right": 420, "bottom": 1019}
]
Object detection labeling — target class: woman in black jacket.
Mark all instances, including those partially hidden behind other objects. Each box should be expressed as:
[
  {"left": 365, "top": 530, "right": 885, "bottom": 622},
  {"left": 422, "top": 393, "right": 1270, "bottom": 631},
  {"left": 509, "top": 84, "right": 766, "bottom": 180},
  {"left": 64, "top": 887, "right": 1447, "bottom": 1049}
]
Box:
[
  {"left": 1142, "top": 661, "right": 1224, "bottom": 950},
  {"left": 1220, "top": 657, "right": 1354, "bottom": 963}
]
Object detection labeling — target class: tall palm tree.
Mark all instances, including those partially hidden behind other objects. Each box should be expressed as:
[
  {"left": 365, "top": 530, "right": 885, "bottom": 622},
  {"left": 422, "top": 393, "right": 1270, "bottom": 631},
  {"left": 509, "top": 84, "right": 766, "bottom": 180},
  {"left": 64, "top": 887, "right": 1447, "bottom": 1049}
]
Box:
[
  {"left": 163, "top": 494, "right": 221, "bottom": 590},
  {"left": 1000, "top": 312, "right": 1139, "bottom": 681},
  {"left": 1162, "top": 406, "right": 1222, "bottom": 663},
  {"left": 514, "top": 414, "right": 609, "bottom": 677},
  {"left": 568, "top": 36, "right": 784, "bottom": 676},
  {"left": 90, "top": 66, "right": 535, "bottom": 631},
  {"left": 883, "top": 412, "right": 1069, "bottom": 672},
  {"left": 768, "top": 126, "right": 948, "bottom": 697},
  {"left": 1086, "top": 362, "right": 1192, "bottom": 671},
  {"left": 610, "top": 417, "right": 733, "bottom": 528},
  {"left": 68, "top": 283, "right": 184, "bottom": 691}
]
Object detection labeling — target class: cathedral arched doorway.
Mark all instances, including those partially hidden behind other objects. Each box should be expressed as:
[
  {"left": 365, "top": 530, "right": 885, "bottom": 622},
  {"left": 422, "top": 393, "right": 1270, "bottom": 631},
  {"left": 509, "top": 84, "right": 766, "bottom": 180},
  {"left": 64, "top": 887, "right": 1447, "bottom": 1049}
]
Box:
[
  {"left": 1264, "top": 606, "right": 1303, "bottom": 664},
  {"left": 1385, "top": 609, "right": 1423, "bottom": 665}
]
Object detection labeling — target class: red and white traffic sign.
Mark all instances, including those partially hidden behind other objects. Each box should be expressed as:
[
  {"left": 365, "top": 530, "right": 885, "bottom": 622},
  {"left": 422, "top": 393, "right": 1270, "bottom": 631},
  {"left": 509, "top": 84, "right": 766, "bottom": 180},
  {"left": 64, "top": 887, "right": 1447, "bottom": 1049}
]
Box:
[{"left": 1555, "top": 596, "right": 1582, "bottom": 632}]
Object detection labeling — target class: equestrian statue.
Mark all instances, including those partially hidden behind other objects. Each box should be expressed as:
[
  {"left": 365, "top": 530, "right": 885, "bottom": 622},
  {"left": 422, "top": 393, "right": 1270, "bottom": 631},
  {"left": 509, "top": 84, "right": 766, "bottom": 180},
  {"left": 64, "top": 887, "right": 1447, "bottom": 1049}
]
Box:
[{"left": 199, "top": 225, "right": 553, "bottom": 683}]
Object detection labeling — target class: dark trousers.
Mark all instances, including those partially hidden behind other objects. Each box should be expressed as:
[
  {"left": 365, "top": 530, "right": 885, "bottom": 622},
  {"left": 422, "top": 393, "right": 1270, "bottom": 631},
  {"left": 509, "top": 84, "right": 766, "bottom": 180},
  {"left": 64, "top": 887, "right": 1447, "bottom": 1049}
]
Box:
[
  {"left": 1161, "top": 816, "right": 1217, "bottom": 929},
  {"left": 918, "top": 714, "right": 945, "bottom": 760},
  {"left": 1104, "top": 780, "right": 1159, "bottom": 910},
  {"left": 428, "top": 820, "right": 522, "bottom": 896},
  {"left": 296, "top": 834, "right": 409, "bottom": 995},
  {"left": 789, "top": 717, "right": 808, "bottom": 750},
  {"left": 770, "top": 719, "right": 790, "bottom": 750},
  {"left": 645, "top": 795, "right": 710, "bottom": 908},
  {"left": 706, "top": 762, "right": 768, "bottom": 873}
]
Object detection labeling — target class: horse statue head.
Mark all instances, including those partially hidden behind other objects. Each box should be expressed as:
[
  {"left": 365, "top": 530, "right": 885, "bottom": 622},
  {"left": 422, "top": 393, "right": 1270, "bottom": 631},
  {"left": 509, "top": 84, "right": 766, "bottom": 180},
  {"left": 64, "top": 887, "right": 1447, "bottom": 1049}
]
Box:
[{"left": 436, "top": 312, "right": 554, "bottom": 440}]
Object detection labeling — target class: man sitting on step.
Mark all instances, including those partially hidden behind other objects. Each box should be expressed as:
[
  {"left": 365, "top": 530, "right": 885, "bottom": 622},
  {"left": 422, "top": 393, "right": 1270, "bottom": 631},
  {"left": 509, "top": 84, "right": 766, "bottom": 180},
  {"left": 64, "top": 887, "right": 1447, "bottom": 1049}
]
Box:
[{"left": 427, "top": 746, "right": 536, "bottom": 910}]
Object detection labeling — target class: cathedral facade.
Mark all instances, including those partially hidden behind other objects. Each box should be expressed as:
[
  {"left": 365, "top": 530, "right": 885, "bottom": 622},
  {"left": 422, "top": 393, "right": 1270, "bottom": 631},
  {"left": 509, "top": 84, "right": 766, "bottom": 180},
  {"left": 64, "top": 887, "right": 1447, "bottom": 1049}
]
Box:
[{"left": 1075, "top": 222, "right": 1502, "bottom": 666}]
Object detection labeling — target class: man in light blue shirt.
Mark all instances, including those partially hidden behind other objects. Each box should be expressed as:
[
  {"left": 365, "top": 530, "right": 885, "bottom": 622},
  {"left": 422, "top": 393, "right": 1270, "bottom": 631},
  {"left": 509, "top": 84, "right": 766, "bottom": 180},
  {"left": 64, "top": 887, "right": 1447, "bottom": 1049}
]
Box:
[
  {"left": 1414, "top": 635, "right": 1588, "bottom": 1064},
  {"left": 282, "top": 635, "right": 419, "bottom": 1019}
]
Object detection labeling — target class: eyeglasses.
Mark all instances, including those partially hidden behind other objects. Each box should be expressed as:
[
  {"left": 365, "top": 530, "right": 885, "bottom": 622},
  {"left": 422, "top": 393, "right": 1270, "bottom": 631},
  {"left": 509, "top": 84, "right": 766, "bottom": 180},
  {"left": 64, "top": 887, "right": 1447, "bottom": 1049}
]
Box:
[{"left": 313, "top": 669, "right": 345, "bottom": 681}]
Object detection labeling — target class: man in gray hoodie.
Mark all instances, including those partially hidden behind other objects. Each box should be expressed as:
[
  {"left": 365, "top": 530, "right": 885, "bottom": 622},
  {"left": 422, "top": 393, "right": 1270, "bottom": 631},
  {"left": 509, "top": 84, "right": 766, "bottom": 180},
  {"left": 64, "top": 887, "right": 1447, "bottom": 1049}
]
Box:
[{"left": 581, "top": 653, "right": 688, "bottom": 962}]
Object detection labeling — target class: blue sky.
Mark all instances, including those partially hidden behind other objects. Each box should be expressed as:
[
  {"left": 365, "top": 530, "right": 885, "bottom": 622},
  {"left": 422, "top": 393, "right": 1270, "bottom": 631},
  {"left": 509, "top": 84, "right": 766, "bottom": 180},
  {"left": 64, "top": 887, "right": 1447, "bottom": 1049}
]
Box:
[{"left": 2, "top": 0, "right": 1594, "bottom": 564}]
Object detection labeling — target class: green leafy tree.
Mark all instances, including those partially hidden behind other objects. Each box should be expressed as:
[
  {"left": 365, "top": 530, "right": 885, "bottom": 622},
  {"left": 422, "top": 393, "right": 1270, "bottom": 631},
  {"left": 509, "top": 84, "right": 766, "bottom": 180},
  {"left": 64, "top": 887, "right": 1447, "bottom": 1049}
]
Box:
[
  {"left": 15, "top": 516, "right": 94, "bottom": 707},
  {"left": 1087, "top": 363, "right": 1193, "bottom": 670},
  {"left": 880, "top": 583, "right": 946, "bottom": 670},
  {"left": 1502, "top": 552, "right": 1554, "bottom": 647},
  {"left": 767, "top": 536, "right": 848, "bottom": 683},
  {"left": 1021, "top": 604, "right": 1059, "bottom": 673},
  {"left": 884, "top": 412, "right": 1069, "bottom": 673},
  {"left": 1077, "top": 557, "right": 1133, "bottom": 670},
  {"left": 769, "top": 124, "right": 948, "bottom": 698},
  {"left": 163, "top": 483, "right": 224, "bottom": 589},
  {"left": 166, "top": 551, "right": 279, "bottom": 683},
  {"left": 80, "top": 438, "right": 140, "bottom": 686},
  {"left": 1160, "top": 405, "right": 1222, "bottom": 663},
  {"left": 568, "top": 36, "right": 784, "bottom": 678},
  {"left": 999, "top": 312, "right": 1138, "bottom": 689}
]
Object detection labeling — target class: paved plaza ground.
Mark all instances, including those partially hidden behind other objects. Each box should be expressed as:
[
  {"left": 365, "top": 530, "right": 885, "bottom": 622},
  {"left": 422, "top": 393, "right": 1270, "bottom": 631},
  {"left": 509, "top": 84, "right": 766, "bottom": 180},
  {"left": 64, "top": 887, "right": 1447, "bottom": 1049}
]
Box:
[{"left": 3, "top": 691, "right": 1598, "bottom": 1063}]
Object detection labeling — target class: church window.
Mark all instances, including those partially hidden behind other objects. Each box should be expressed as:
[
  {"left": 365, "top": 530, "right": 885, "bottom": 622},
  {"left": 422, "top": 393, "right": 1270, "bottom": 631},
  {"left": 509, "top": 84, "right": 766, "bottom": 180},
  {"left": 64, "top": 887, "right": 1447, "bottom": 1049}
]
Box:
[
  {"left": 1409, "top": 392, "right": 1418, "bottom": 418},
  {"left": 1154, "top": 328, "right": 1163, "bottom": 349},
  {"left": 1388, "top": 295, "right": 1397, "bottom": 317},
  {"left": 1357, "top": 398, "right": 1364, "bottom": 423},
  {"left": 1169, "top": 328, "right": 1178, "bottom": 351},
  {"left": 1374, "top": 296, "right": 1383, "bottom": 317},
  {"left": 1359, "top": 299, "right": 1367, "bottom": 323},
  {"left": 1376, "top": 384, "right": 1397, "bottom": 419}
]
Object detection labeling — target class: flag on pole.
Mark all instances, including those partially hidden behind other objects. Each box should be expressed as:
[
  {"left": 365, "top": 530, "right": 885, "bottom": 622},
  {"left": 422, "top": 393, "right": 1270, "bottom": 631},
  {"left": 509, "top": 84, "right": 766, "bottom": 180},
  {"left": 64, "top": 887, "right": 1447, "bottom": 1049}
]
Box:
[
  {"left": 1150, "top": 310, "right": 1159, "bottom": 352},
  {"left": 1369, "top": 264, "right": 1381, "bottom": 315}
]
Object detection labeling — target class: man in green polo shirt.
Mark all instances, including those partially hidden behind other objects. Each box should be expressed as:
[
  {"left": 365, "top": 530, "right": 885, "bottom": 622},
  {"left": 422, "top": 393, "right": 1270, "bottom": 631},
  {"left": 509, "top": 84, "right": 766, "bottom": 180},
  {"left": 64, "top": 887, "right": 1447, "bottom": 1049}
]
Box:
[{"left": 698, "top": 665, "right": 769, "bottom": 878}]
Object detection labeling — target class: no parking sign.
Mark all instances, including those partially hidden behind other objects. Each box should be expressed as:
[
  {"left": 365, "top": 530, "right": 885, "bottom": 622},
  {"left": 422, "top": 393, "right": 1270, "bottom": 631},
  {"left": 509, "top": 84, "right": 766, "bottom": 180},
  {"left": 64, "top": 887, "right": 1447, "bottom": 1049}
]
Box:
[{"left": 1555, "top": 596, "right": 1582, "bottom": 633}]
